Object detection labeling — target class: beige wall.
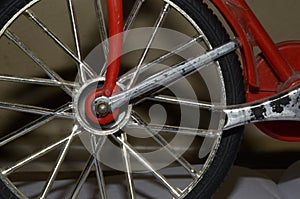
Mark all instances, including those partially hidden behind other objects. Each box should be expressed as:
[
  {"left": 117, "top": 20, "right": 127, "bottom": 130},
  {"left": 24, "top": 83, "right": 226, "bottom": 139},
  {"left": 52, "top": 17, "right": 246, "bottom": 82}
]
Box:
[{"left": 247, "top": 0, "right": 300, "bottom": 42}]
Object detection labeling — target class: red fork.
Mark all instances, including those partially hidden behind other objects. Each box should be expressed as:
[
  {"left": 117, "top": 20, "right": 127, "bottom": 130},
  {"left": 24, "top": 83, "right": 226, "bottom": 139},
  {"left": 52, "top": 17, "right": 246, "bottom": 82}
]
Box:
[{"left": 103, "top": 0, "right": 123, "bottom": 96}]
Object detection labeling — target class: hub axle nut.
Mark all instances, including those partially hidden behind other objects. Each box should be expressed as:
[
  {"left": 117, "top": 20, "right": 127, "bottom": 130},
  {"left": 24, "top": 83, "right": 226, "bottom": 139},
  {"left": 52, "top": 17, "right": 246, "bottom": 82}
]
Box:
[{"left": 95, "top": 101, "right": 110, "bottom": 117}]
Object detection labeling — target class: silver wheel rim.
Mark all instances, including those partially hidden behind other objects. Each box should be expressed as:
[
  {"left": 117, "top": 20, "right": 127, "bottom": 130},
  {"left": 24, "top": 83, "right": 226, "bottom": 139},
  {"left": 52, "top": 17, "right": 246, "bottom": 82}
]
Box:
[{"left": 0, "top": 0, "right": 227, "bottom": 198}]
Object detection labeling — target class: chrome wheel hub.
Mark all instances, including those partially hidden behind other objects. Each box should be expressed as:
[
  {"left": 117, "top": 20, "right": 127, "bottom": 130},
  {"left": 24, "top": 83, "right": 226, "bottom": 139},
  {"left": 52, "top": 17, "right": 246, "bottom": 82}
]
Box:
[{"left": 73, "top": 78, "right": 132, "bottom": 135}]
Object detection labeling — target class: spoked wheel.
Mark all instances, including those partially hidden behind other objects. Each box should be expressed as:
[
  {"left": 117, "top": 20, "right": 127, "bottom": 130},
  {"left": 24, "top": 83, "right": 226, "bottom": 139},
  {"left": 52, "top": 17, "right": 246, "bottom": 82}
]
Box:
[{"left": 0, "top": 0, "right": 244, "bottom": 198}]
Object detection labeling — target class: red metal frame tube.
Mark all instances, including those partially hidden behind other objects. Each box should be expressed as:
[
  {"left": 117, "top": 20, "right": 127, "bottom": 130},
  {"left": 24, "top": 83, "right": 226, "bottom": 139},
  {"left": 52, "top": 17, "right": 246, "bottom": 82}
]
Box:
[
  {"left": 102, "top": 0, "right": 295, "bottom": 93},
  {"left": 103, "top": 0, "right": 123, "bottom": 96},
  {"left": 212, "top": 0, "right": 295, "bottom": 88}
]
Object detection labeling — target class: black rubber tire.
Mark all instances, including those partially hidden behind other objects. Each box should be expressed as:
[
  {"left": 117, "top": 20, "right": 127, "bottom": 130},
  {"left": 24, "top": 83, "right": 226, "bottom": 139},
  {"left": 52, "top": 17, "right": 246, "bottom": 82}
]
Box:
[
  {"left": 0, "top": 0, "right": 245, "bottom": 198},
  {"left": 169, "top": 0, "right": 245, "bottom": 198}
]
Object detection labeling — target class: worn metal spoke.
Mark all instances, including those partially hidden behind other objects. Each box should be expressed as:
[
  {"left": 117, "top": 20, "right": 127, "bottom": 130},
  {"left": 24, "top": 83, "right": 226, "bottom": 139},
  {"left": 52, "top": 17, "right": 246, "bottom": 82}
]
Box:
[
  {"left": 109, "top": 40, "right": 239, "bottom": 111},
  {"left": 124, "top": 0, "right": 145, "bottom": 32},
  {"left": 91, "top": 135, "right": 107, "bottom": 199},
  {"left": 94, "top": 0, "right": 109, "bottom": 59},
  {"left": 119, "top": 34, "right": 204, "bottom": 83},
  {"left": 68, "top": 155, "right": 94, "bottom": 199},
  {"left": 126, "top": 121, "right": 221, "bottom": 138},
  {"left": 145, "top": 94, "right": 222, "bottom": 111},
  {"left": 68, "top": 135, "right": 106, "bottom": 199},
  {"left": 127, "top": 3, "right": 170, "bottom": 89},
  {"left": 0, "top": 101, "right": 73, "bottom": 119},
  {"left": 112, "top": 134, "right": 182, "bottom": 198},
  {"left": 67, "top": 0, "right": 87, "bottom": 83},
  {"left": 130, "top": 111, "right": 200, "bottom": 178},
  {"left": 1, "top": 128, "right": 82, "bottom": 176},
  {"left": 0, "top": 103, "right": 72, "bottom": 147},
  {"left": 94, "top": 0, "right": 109, "bottom": 76},
  {"left": 4, "top": 30, "right": 73, "bottom": 96},
  {"left": 0, "top": 75, "right": 76, "bottom": 87},
  {"left": 24, "top": 9, "right": 97, "bottom": 79},
  {"left": 120, "top": 133, "right": 136, "bottom": 198},
  {"left": 40, "top": 125, "right": 79, "bottom": 199}
]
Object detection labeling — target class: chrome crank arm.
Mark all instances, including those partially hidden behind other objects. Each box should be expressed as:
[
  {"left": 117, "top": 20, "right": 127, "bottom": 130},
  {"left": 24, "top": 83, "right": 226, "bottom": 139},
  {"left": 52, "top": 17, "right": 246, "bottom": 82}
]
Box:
[
  {"left": 106, "top": 38, "right": 299, "bottom": 131},
  {"left": 108, "top": 40, "right": 240, "bottom": 110},
  {"left": 224, "top": 86, "right": 300, "bottom": 130}
]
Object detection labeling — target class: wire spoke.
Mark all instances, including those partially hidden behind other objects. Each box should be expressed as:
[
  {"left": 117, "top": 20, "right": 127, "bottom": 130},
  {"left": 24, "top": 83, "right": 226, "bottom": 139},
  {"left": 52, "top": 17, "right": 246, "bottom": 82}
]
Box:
[
  {"left": 124, "top": 0, "right": 145, "bottom": 32},
  {"left": 144, "top": 94, "right": 224, "bottom": 111},
  {"left": 67, "top": 0, "right": 87, "bottom": 83},
  {"left": 67, "top": 157, "right": 96, "bottom": 199},
  {"left": 40, "top": 125, "right": 79, "bottom": 199},
  {"left": 91, "top": 135, "right": 107, "bottom": 199},
  {"left": 126, "top": 121, "right": 221, "bottom": 138},
  {"left": 67, "top": 155, "right": 94, "bottom": 199},
  {"left": 94, "top": 0, "right": 109, "bottom": 76},
  {"left": 4, "top": 30, "right": 73, "bottom": 96},
  {"left": 1, "top": 128, "right": 82, "bottom": 176},
  {"left": 94, "top": 0, "right": 109, "bottom": 59},
  {"left": 120, "top": 133, "right": 136, "bottom": 198},
  {"left": 119, "top": 34, "right": 204, "bottom": 83},
  {"left": 24, "top": 9, "right": 97, "bottom": 79},
  {"left": 68, "top": 135, "right": 107, "bottom": 199},
  {"left": 0, "top": 101, "right": 73, "bottom": 119},
  {"left": 0, "top": 74, "right": 76, "bottom": 87},
  {"left": 126, "top": 3, "right": 171, "bottom": 89},
  {"left": 130, "top": 111, "right": 200, "bottom": 178},
  {"left": 0, "top": 103, "right": 72, "bottom": 147},
  {"left": 112, "top": 134, "right": 182, "bottom": 198},
  {"left": 110, "top": 40, "right": 239, "bottom": 110}
]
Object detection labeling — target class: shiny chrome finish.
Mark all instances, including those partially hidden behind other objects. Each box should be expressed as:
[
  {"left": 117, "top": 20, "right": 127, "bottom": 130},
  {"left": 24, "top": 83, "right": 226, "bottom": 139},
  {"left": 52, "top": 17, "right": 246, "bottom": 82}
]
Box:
[
  {"left": 74, "top": 77, "right": 132, "bottom": 135},
  {"left": 40, "top": 125, "right": 79, "bottom": 199},
  {"left": 112, "top": 134, "right": 182, "bottom": 198},
  {"left": 110, "top": 40, "right": 239, "bottom": 110},
  {"left": 0, "top": 0, "right": 239, "bottom": 198},
  {"left": 94, "top": 0, "right": 109, "bottom": 59},
  {"left": 0, "top": 103, "right": 72, "bottom": 147},
  {"left": 144, "top": 85, "right": 300, "bottom": 132},
  {"left": 67, "top": 0, "right": 87, "bottom": 83},
  {"left": 94, "top": 0, "right": 109, "bottom": 76},
  {"left": 124, "top": 0, "right": 145, "bottom": 32},
  {"left": 0, "top": 175, "right": 26, "bottom": 198},
  {"left": 130, "top": 111, "right": 200, "bottom": 178},
  {"left": 224, "top": 86, "right": 300, "bottom": 129},
  {"left": 0, "top": 101, "right": 73, "bottom": 119},
  {"left": 120, "top": 133, "right": 136, "bottom": 199},
  {"left": 4, "top": 29, "right": 73, "bottom": 96},
  {"left": 1, "top": 129, "right": 82, "bottom": 176},
  {"left": 24, "top": 10, "right": 97, "bottom": 79},
  {"left": 119, "top": 34, "right": 204, "bottom": 84},
  {"left": 91, "top": 135, "right": 108, "bottom": 199},
  {"left": 126, "top": 3, "right": 170, "bottom": 89},
  {"left": 145, "top": 94, "right": 222, "bottom": 110},
  {"left": 68, "top": 155, "right": 94, "bottom": 199},
  {"left": 0, "top": 75, "right": 76, "bottom": 87},
  {"left": 126, "top": 121, "right": 221, "bottom": 138},
  {"left": 0, "top": 0, "right": 38, "bottom": 36},
  {"left": 95, "top": 101, "right": 110, "bottom": 116},
  {"left": 68, "top": 135, "right": 107, "bottom": 199}
]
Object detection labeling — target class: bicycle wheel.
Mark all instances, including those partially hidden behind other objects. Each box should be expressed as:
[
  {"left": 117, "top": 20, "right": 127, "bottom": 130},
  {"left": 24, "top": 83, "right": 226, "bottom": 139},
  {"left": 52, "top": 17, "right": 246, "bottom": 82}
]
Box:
[{"left": 0, "top": 0, "right": 245, "bottom": 198}]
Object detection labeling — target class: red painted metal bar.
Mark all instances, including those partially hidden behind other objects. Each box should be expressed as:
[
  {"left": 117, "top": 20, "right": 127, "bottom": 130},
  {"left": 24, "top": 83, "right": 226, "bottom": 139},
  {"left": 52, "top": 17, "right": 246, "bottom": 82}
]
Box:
[
  {"left": 212, "top": 0, "right": 258, "bottom": 89},
  {"left": 103, "top": 0, "right": 123, "bottom": 96},
  {"left": 102, "top": 0, "right": 294, "bottom": 94},
  {"left": 212, "top": 0, "right": 295, "bottom": 88}
]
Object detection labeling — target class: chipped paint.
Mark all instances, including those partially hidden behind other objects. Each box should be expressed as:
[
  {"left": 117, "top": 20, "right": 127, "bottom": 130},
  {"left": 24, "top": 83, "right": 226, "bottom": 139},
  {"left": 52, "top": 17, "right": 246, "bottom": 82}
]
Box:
[{"left": 224, "top": 86, "right": 300, "bottom": 130}]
